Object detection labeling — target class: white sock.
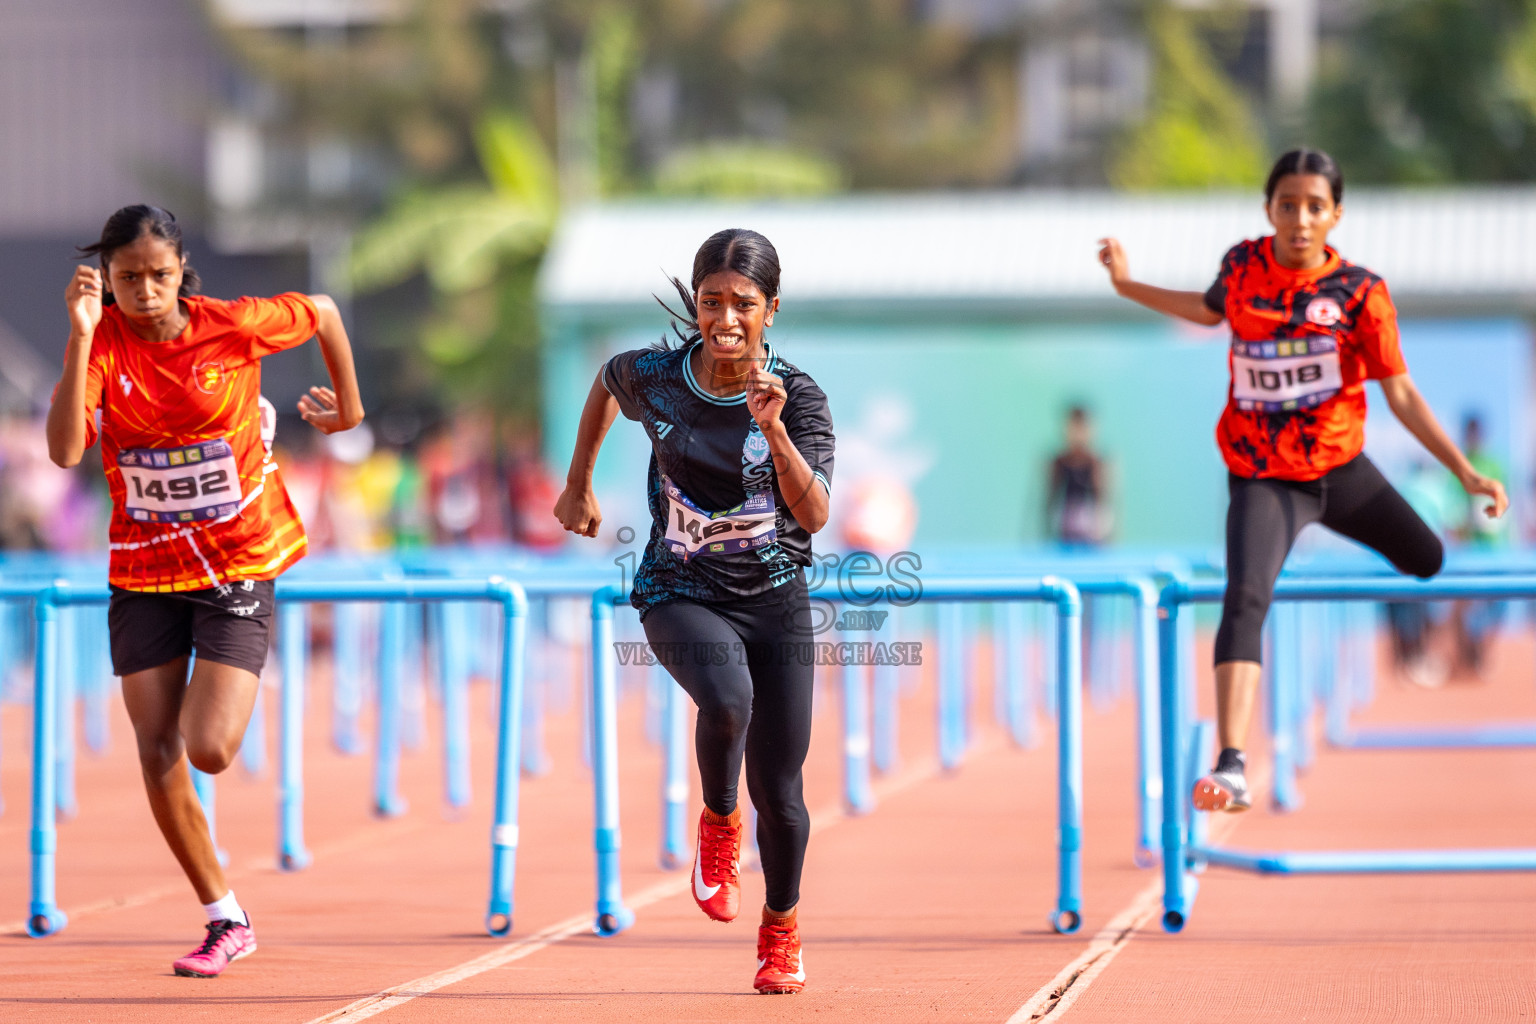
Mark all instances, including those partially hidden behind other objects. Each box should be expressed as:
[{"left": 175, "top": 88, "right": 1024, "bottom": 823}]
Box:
[{"left": 203, "top": 890, "right": 247, "bottom": 926}]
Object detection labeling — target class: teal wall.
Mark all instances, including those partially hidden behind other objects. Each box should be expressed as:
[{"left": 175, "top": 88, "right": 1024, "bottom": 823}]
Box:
[{"left": 543, "top": 314, "right": 1531, "bottom": 550}]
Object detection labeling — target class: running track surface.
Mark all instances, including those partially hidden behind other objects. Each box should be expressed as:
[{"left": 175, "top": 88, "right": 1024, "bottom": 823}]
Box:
[{"left": 2, "top": 628, "right": 1535, "bottom": 1022}]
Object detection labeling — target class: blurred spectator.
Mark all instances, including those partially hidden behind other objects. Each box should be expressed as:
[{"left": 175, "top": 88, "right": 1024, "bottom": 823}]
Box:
[
  {"left": 1044, "top": 406, "right": 1110, "bottom": 548},
  {"left": 1385, "top": 457, "right": 1455, "bottom": 688},
  {"left": 1447, "top": 413, "right": 1508, "bottom": 679},
  {"left": 422, "top": 410, "right": 506, "bottom": 545},
  {"left": 841, "top": 476, "right": 918, "bottom": 554},
  {"left": 0, "top": 406, "right": 569, "bottom": 557},
  {"left": 503, "top": 424, "right": 566, "bottom": 551},
  {"left": 390, "top": 444, "right": 431, "bottom": 549},
  {"left": 0, "top": 415, "right": 104, "bottom": 551}
]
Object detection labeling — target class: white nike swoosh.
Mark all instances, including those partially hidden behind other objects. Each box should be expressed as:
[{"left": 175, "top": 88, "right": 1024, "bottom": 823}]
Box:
[
  {"left": 757, "top": 954, "right": 805, "bottom": 982},
  {"left": 692, "top": 837, "right": 720, "bottom": 901}
]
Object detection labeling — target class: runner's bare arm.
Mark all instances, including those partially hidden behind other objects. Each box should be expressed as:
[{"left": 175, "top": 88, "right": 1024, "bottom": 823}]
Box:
[
  {"left": 296, "top": 295, "right": 365, "bottom": 434},
  {"left": 1379, "top": 373, "right": 1508, "bottom": 518},
  {"left": 1097, "top": 237, "right": 1224, "bottom": 327},
  {"left": 554, "top": 373, "right": 620, "bottom": 538},
  {"left": 46, "top": 266, "right": 104, "bottom": 467}
]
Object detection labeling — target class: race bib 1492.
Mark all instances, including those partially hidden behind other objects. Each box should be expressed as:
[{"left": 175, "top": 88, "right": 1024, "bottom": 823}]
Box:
[
  {"left": 662, "top": 476, "right": 777, "bottom": 563},
  {"left": 1231, "top": 336, "right": 1344, "bottom": 413},
  {"left": 117, "top": 439, "right": 243, "bottom": 524}
]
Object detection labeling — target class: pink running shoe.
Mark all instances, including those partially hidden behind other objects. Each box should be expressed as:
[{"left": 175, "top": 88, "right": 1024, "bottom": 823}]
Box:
[{"left": 173, "top": 918, "right": 257, "bottom": 978}]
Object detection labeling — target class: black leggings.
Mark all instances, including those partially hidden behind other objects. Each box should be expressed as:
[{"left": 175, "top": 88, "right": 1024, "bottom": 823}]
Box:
[
  {"left": 641, "top": 584, "right": 814, "bottom": 912},
  {"left": 1215, "top": 454, "right": 1444, "bottom": 665}
]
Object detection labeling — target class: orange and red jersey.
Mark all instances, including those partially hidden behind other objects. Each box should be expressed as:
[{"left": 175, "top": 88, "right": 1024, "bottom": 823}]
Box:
[
  {"left": 75, "top": 293, "right": 319, "bottom": 592},
  {"left": 1204, "top": 237, "right": 1407, "bottom": 481}
]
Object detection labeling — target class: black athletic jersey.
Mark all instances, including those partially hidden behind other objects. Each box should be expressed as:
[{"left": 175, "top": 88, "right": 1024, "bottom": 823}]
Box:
[{"left": 602, "top": 341, "right": 835, "bottom": 617}]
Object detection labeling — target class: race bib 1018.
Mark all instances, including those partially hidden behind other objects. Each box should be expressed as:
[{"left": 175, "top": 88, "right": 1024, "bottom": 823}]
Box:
[
  {"left": 117, "top": 439, "right": 243, "bottom": 524},
  {"left": 1231, "top": 336, "right": 1343, "bottom": 413},
  {"left": 662, "top": 476, "right": 777, "bottom": 563}
]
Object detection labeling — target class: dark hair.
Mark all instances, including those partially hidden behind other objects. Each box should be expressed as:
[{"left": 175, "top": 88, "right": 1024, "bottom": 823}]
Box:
[
  {"left": 1264, "top": 149, "right": 1344, "bottom": 205},
  {"left": 77, "top": 205, "right": 201, "bottom": 307},
  {"left": 655, "top": 228, "right": 782, "bottom": 349}
]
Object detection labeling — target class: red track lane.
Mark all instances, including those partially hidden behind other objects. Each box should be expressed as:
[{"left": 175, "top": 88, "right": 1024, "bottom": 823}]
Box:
[
  {"left": 1, "top": 629, "right": 1533, "bottom": 1022},
  {"left": 1062, "top": 632, "right": 1536, "bottom": 1023}
]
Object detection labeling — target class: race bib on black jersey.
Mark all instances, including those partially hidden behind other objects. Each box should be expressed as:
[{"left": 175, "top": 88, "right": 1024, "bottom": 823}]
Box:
[
  {"left": 118, "top": 439, "right": 243, "bottom": 524},
  {"left": 1231, "top": 336, "right": 1342, "bottom": 413},
  {"left": 662, "top": 475, "right": 777, "bottom": 563}
]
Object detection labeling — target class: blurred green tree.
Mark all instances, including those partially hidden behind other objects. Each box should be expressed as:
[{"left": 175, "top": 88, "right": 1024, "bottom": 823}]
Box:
[
  {"left": 652, "top": 142, "right": 844, "bottom": 197},
  {"left": 1109, "top": 3, "right": 1266, "bottom": 190},
  {"left": 210, "top": 0, "right": 550, "bottom": 421},
  {"left": 1309, "top": 0, "right": 1536, "bottom": 182},
  {"left": 211, "top": 0, "right": 1027, "bottom": 420},
  {"left": 629, "top": 0, "right": 1019, "bottom": 189},
  {"left": 348, "top": 114, "right": 557, "bottom": 417}
]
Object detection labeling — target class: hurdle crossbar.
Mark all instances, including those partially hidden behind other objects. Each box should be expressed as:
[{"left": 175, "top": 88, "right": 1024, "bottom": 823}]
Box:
[{"left": 1157, "top": 574, "right": 1536, "bottom": 934}]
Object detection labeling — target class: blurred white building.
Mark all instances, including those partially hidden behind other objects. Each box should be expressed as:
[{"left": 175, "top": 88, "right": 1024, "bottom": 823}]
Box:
[{"left": 541, "top": 191, "right": 1536, "bottom": 547}]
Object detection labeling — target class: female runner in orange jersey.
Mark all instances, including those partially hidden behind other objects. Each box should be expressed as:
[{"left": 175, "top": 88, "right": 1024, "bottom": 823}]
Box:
[
  {"left": 1097, "top": 150, "right": 1507, "bottom": 812},
  {"left": 45, "top": 205, "right": 364, "bottom": 977}
]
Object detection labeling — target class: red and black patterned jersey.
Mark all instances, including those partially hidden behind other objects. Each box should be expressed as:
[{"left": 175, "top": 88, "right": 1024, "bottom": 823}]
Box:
[{"left": 1204, "top": 236, "right": 1407, "bottom": 481}]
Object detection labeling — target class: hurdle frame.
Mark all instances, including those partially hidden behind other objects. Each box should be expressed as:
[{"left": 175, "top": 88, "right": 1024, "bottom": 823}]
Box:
[
  {"left": 20, "top": 576, "right": 528, "bottom": 940},
  {"left": 587, "top": 575, "right": 1087, "bottom": 938},
  {"left": 1157, "top": 574, "right": 1536, "bottom": 933}
]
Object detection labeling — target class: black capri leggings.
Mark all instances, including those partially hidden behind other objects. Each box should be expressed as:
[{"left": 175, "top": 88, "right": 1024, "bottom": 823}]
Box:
[
  {"left": 1215, "top": 454, "right": 1444, "bottom": 665},
  {"left": 641, "top": 581, "right": 814, "bottom": 912}
]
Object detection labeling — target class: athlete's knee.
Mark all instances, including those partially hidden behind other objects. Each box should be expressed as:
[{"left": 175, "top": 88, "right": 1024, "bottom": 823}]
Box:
[
  {"left": 1400, "top": 536, "right": 1444, "bottom": 579},
  {"left": 1222, "top": 579, "right": 1273, "bottom": 627},
  {"left": 184, "top": 736, "right": 238, "bottom": 775},
  {"left": 751, "top": 779, "right": 808, "bottom": 829},
  {"left": 1214, "top": 596, "right": 1267, "bottom": 665},
  {"left": 135, "top": 731, "right": 183, "bottom": 782},
  {"left": 693, "top": 687, "right": 753, "bottom": 739}
]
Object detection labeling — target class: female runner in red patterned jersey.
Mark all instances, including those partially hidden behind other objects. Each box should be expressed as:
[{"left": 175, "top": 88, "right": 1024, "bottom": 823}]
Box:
[
  {"left": 1096, "top": 150, "right": 1507, "bottom": 813},
  {"left": 45, "top": 205, "right": 364, "bottom": 977}
]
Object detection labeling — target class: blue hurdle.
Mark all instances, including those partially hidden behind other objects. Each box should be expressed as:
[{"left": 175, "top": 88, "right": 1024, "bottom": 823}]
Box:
[
  {"left": 659, "top": 661, "right": 691, "bottom": 870},
  {"left": 1156, "top": 574, "right": 1536, "bottom": 934},
  {"left": 586, "top": 575, "right": 1088, "bottom": 938},
  {"left": 885, "top": 570, "right": 1164, "bottom": 867},
  {"left": 277, "top": 601, "right": 313, "bottom": 869},
  {"left": 375, "top": 599, "right": 410, "bottom": 818},
  {"left": 842, "top": 603, "right": 876, "bottom": 815},
  {"left": 1272, "top": 554, "right": 1536, "bottom": 756},
  {"left": 1072, "top": 577, "right": 1162, "bottom": 867},
  {"left": 330, "top": 600, "right": 369, "bottom": 755},
  {"left": 872, "top": 604, "right": 906, "bottom": 772},
  {"left": 18, "top": 576, "right": 527, "bottom": 940}
]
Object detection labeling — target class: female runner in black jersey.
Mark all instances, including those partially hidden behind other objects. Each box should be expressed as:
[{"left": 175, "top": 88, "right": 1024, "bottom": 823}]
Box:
[{"left": 555, "top": 228, "right": 834, "bottom": 994}]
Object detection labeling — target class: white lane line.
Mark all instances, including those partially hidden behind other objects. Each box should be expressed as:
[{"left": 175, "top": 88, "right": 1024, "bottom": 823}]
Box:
[
  {"left": 1004, "top": 881, "right": 1163, "bottom": 1022},
  {"left": 1005, "top": 770, "right": 1266, "bottom": 1022},
  {"left": 303, "top": 886, "right": 676, "bottom": 1024},
  {"left": 301, "top": 740, "right": 1003, "bottom": 1023}
]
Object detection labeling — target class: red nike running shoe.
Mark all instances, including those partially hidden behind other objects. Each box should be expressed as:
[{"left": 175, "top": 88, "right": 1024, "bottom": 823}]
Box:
[
  {"left": 755, "top": 915, "right": 805, "bottom": 994},
  {"left": 173, "top": 917, "right": 256, "bottom": 977},
  {"left": 691, "top": 808, "right": 742, "bottom": 922}
]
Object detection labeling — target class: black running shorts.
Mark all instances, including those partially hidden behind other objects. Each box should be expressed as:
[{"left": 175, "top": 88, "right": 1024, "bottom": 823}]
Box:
[{"left": 107, "top": 580, "right": 275, "bottom": 677}]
